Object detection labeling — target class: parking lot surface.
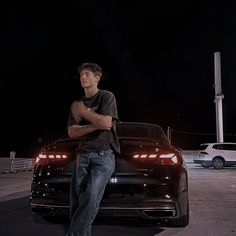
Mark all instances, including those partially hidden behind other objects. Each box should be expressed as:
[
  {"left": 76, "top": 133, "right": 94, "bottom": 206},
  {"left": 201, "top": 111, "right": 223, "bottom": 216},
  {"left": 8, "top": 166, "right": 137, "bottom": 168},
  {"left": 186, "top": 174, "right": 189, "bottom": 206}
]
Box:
[{"left": 0, "top": 165, "right": 235, "bottom": 235}]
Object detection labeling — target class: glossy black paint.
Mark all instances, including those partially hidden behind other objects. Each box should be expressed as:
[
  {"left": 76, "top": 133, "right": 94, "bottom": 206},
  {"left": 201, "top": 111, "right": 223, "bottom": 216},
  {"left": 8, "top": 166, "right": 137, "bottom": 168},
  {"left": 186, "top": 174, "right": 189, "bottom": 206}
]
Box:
[{"left": 30, "top": 122, "right": 189, "bottom": 226}]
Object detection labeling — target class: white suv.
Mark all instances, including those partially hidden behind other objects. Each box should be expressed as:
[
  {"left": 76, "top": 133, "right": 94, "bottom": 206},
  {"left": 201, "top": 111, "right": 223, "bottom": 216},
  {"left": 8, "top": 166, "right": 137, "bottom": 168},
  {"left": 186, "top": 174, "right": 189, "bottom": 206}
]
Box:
[{"left": 194, "top": 142, "right": 236, "bottom": 169}]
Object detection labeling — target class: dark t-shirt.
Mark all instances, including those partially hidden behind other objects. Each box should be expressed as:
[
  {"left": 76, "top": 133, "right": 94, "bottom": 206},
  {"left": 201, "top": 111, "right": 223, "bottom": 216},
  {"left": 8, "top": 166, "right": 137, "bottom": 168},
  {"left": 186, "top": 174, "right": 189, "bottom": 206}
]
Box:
[{"left": 67, "top": 89, "right": 120, "bottom": 154}]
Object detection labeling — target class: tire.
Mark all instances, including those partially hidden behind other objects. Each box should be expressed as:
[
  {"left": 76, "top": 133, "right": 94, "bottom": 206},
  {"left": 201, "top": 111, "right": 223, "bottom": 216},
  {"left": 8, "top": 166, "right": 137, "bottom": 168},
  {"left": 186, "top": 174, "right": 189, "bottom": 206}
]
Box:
[
  {"left": 31, "top": 208, "right": 69, "bottom": 224},
  {"left": 167, "top": 201, "right": 189, "bottom": 227},
  {"left": 212, "top": 157, "right": 224, "bottom": 169},
  {"left": 168, "top": 214, "right": 189, "bottom": 227},
  {"left": 31, "top": 212, "right": 53, "bottom": 224},
  {"left": 202, "top": 163, "right": 210, "bottom": 168}
]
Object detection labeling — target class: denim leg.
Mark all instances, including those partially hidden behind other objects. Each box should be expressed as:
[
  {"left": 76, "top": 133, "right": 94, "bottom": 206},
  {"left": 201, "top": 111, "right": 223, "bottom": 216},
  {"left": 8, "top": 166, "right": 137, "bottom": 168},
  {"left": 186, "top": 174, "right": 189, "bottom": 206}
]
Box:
[
  {"left": 86, "top": 150, "right": 115, "bottom": 224},
  {"left": 69, "top": 153, "right": 89, "bottom": 220},
  {"left": 66, "top": 150, "right": 115, "bottom": 236}
]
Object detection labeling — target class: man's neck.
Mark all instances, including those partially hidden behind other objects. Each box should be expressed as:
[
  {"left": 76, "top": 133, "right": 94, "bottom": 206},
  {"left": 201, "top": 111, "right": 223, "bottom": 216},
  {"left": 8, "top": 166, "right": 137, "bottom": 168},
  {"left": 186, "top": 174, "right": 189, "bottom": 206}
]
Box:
[{"left": 84, "top": 87, "right": 99, "bottom": 98}]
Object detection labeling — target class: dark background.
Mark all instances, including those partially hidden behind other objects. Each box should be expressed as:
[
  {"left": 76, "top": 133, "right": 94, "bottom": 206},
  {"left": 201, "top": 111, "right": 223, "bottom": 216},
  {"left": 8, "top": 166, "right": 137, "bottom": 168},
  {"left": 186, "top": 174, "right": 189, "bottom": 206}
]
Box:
[{"left": 1, "top": 1, "right": 236, "bottom": 157}]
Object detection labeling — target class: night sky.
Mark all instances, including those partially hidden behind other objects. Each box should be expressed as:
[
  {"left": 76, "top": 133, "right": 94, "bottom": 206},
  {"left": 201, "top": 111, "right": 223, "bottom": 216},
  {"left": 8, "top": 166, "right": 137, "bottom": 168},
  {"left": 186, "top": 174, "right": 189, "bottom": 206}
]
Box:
[{"left": 1, "top": 1, "right": 236, "bottom": 157}]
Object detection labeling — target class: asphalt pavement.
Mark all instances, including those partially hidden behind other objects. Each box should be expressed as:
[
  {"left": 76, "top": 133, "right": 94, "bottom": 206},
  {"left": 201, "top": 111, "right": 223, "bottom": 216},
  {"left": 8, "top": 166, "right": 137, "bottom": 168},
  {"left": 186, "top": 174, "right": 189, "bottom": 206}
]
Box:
[
  {"left": 0, "top": 165, "right": 236, "bottom": 236},
  {"left": 0, "top": 171, "right": 32, "bottom": 202}
]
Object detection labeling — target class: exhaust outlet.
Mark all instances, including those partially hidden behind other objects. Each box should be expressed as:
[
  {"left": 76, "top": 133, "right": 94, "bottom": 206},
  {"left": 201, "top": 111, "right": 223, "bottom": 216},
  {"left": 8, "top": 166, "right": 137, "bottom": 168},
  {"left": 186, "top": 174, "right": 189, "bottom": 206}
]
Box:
[{"left": 142, "top": 209, "right": 175, "bottom": 218}]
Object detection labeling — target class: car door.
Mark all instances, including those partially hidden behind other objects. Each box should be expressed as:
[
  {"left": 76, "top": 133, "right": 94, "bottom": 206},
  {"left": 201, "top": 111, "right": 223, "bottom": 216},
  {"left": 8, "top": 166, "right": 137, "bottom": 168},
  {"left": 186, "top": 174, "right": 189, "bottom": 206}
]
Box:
[
  {"left": 222, "top": 144, "right": 236, "bottom": 162},
  {"left": 211, "top": 144, "right": 224, "bottom": 158}
]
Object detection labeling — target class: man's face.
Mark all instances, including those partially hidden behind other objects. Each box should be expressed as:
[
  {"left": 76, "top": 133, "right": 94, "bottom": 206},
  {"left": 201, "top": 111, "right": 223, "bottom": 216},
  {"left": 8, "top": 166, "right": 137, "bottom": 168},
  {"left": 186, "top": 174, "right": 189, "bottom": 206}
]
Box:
[{"left": 79, "top": 69, "right": 100, "bottom": 88}]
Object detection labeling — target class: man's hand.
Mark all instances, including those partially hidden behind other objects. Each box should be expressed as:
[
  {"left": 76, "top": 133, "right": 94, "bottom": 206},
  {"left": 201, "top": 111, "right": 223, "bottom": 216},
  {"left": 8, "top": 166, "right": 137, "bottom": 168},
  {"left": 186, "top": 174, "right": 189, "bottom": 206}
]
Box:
[
  {"left": 71, "top": 101, "right": 86, "bottom": 121},
  {"left": 71, "top": 101, "right": 113, "bottom": 130},
  {"left": 95, "top": 116, "right": 112, "bottom": 130}
]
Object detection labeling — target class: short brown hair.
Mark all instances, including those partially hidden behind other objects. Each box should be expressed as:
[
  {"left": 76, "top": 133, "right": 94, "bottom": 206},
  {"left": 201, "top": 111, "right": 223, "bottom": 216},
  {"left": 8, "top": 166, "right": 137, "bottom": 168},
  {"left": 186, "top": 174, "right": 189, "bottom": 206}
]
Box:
[{"left": 78, "top": 62, "right": 103, "bottom": 78}]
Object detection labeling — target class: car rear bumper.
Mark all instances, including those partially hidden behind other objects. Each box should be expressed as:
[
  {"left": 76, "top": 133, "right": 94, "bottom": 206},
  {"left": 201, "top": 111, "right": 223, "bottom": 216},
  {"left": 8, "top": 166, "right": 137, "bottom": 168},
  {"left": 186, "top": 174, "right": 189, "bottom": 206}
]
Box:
[
  {"left": 31, "top": 178, "right": 188, "bottom": 221},
  {"left": 31, "top": 197, "right": 183, "bottom": 220},
  {"left": 31, "top": 165, "right": 188, "bottom": 221}
]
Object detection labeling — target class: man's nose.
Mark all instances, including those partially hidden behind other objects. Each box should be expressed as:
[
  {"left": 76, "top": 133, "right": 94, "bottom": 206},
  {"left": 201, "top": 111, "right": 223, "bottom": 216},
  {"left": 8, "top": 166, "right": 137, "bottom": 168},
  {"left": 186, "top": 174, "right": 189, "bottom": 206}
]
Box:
[{"left": 81, "top": 75, "right": 87, "bottom": 81}]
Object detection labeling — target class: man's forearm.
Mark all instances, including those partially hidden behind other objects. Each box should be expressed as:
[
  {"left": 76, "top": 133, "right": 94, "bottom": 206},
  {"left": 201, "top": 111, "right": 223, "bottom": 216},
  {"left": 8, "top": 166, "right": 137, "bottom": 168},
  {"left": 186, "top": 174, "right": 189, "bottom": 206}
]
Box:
[
  {"left": 81, "top": 109, "right": 111, "bottom": 128},
  {"left": 71, "top": 101, "right": 112, "bottom": 129},
  {"left": 68, "top": 124, "right": 98, "bottom": 138}
]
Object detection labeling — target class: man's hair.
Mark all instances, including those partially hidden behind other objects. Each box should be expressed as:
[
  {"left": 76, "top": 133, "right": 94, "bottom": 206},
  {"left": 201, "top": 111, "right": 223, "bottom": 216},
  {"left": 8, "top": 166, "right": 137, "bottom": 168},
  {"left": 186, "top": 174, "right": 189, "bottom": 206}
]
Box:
[{"left": 78, "top": 62, "right": 103, "bottom": 78}]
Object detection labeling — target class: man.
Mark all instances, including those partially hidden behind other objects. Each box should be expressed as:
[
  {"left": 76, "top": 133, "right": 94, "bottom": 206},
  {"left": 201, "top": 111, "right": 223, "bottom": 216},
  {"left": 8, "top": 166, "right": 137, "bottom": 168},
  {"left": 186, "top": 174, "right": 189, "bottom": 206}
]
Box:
[{"left": 65, "top": 62, "right": 120, "bottom": 236}]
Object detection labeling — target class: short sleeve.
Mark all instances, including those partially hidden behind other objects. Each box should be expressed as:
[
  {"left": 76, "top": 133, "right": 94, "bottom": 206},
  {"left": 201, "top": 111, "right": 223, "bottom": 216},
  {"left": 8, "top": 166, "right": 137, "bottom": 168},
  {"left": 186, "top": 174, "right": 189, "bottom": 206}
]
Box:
[{"left": 99, "top": 91, "right": 119, "bottom": 121}]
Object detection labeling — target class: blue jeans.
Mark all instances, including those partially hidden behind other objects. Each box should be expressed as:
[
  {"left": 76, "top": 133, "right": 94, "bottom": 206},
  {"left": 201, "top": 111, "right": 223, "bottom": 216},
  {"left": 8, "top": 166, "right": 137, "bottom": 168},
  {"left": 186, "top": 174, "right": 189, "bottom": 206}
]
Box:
[{"left": 66, "top": 149, "right": 115, "bottom": 236}]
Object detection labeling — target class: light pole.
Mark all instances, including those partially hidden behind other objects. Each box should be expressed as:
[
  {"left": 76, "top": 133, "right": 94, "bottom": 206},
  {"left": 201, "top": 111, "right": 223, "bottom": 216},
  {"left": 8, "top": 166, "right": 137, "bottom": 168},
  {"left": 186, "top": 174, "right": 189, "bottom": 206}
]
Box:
[{"left": 214, "top": 52, "right": 224, "bottom": 142}]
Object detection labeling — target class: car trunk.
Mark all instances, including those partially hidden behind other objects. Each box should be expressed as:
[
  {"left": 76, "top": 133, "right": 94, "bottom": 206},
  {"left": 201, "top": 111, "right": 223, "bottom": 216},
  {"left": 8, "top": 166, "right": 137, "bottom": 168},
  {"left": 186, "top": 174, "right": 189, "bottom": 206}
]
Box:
[
  {"left": 32, "top": 137, "right": 181, "bottom": 207},
  {"left": 100, "top": 138, "right": 181, "bottom": 207}
]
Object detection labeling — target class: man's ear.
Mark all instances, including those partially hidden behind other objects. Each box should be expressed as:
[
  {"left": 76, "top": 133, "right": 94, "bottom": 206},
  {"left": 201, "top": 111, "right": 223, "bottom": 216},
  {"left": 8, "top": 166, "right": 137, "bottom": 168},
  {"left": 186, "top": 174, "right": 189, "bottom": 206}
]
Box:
[{"left": 95, "top": 75, "right": 101, "bottom": 83}]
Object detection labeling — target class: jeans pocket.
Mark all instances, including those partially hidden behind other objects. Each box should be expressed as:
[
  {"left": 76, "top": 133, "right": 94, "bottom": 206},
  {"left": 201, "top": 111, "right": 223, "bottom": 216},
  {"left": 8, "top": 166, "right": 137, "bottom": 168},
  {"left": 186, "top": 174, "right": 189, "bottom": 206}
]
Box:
[
  {"left": 105, "top": 149, "right": 114, "bottom": 154},
  {"left": 106, "top": 152, "right": 115, "bottom": 172},
  {"left": 105, "top": 151, "right": 115, "bottom": 160}
]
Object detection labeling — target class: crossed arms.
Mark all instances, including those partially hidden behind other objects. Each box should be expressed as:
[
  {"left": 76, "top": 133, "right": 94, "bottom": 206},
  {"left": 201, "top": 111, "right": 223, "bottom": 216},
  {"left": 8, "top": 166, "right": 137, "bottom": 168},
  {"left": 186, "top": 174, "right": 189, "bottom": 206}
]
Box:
[{"left": 68, "top": 101, "right": 112, "bottom": 138}]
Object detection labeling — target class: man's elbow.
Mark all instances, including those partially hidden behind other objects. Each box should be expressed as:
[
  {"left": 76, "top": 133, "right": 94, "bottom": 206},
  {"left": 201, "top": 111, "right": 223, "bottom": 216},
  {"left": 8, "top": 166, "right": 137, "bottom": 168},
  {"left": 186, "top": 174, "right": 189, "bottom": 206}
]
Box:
[{"left": 68, "top": 126, "right": 77, "bottom": 138}]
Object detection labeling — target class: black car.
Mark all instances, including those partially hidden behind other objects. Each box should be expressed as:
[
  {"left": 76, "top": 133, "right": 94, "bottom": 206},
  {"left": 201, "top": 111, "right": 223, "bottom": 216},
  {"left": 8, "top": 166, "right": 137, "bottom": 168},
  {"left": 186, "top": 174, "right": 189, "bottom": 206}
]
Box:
[{"left": 30, "top": 122, "right": 189, "bottom": 227}]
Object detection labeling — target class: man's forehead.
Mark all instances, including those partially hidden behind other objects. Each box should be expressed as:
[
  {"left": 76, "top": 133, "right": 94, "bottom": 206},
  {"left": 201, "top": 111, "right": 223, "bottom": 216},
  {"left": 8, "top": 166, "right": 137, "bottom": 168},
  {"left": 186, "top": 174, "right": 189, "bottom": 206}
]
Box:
[{"left": 79, "top": 68, "right": 93, "bottom": 74}]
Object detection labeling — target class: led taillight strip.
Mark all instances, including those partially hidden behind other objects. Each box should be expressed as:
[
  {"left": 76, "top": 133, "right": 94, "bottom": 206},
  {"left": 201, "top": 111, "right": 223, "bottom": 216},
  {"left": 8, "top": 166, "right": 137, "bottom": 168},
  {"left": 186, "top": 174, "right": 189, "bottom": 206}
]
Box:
[
  {"left": 133, "top": 154, "right": 157, "bottom": 159},
  {"left": 133, "top": 153, "right": 179, "bottom": 163},
  {"left": 133, "top": 154, "right": 158, "bottom": 159},
  {"left": 36, "top": 154, "right": 68, "bottom": 163}
]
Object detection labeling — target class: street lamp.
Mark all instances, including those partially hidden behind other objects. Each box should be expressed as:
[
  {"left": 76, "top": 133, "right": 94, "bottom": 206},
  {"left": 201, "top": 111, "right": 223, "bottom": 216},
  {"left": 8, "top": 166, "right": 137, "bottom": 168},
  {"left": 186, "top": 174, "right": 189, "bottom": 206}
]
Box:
[{"left": 214, "top": 51, "right": 224, "bottom": 142}]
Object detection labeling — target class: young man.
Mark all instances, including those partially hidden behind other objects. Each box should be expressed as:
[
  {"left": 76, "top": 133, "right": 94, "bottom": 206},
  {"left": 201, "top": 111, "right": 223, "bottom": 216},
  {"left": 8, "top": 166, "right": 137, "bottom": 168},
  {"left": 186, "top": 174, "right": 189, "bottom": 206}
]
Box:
[{"left": 65, "top": 63, "right": 120, "bottom": 236}]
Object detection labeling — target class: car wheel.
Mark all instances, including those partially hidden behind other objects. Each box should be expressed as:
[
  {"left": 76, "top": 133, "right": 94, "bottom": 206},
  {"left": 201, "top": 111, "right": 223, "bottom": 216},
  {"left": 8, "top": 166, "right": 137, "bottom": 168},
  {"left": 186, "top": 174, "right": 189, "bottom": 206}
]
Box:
[
  {"left": 31, "top": 208, "right": 69, "bottom": 224},
  {"left": 202, "top": 163, "right": 210, "bottom": 168},
  {"left": 212, "top": 157, "right": 224, "bottom": 169},
  {"left": 167, "top": 201, "right": 189, "bottom": 227},
  {"left": 31, "top": 212, "right": 55, "bottom": 225}
]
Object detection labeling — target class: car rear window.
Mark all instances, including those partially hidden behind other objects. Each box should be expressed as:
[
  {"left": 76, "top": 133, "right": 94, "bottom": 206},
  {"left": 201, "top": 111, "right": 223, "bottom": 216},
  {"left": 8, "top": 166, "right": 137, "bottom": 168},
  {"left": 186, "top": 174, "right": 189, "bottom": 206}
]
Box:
[
  {"left": 212, "top": 144, "right": 223, "bottom": 150},
  {"left": 54, "top": 123, "right": 169, "bottom": 146},
  {"left": 116, "top": 123, "right": 169, "bottom": 145},
  {"left": 199, "top": 144, "right": 208, "bottom": 150}
]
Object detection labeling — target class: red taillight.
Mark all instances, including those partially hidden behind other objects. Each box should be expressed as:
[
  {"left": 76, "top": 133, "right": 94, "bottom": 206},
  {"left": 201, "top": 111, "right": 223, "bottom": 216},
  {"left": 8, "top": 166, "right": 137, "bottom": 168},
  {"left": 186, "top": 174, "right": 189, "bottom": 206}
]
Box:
[
  {"left": 36, "top": 153, "right": 68, "bottom": 164},
  {"left": 133, "top": 154, "right": 157, "bottom": 159},
  {"left": 159, "top": 153, "right": 178, "bottom": 164},
  {"left": 132, "top": 152, "right": 180, "bottom": 164}
]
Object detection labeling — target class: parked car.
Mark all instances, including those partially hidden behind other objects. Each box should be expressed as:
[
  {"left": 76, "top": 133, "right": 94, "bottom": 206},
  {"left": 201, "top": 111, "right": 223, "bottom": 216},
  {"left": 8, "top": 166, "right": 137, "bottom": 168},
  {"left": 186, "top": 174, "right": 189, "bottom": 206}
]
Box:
[
  {"left": 194, "top": 142, "right": 236, "bottom": 169},
  {"left": 30, "top": 122, "right": 189, "bottom": 227}
]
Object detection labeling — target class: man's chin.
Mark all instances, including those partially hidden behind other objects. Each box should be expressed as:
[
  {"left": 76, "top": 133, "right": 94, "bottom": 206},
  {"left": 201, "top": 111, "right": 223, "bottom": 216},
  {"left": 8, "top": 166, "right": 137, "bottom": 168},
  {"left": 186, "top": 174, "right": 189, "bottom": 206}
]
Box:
[{"left": 81, "top": 85, "right": 94, "bottom": 89}]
